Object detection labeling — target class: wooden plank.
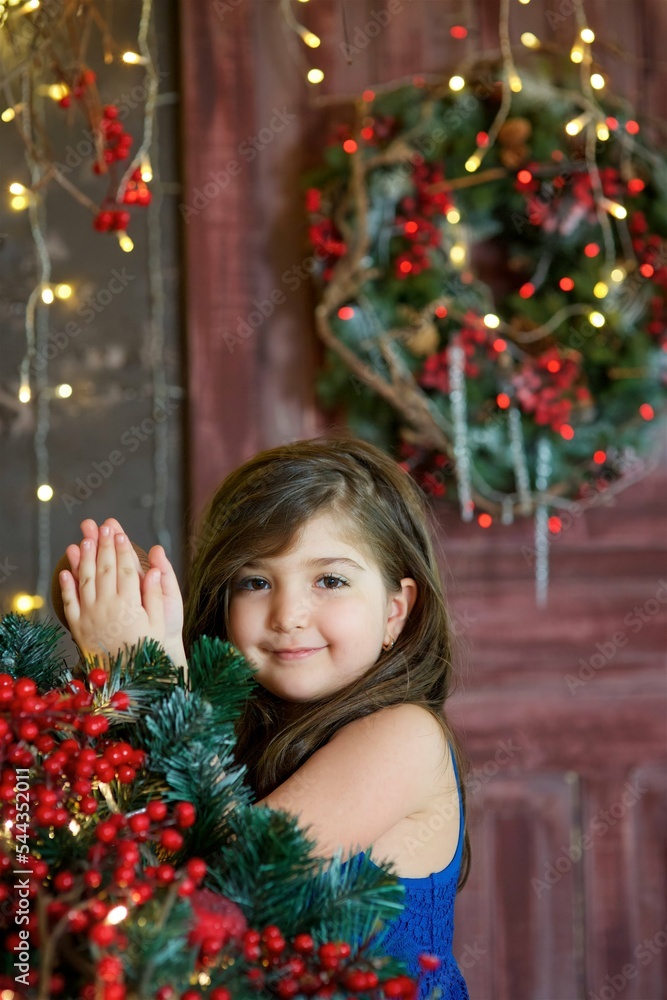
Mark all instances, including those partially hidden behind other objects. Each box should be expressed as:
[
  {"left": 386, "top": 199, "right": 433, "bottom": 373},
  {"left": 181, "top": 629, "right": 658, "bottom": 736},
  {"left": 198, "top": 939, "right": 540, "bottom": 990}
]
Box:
[
  {"left": 453, "top": 773, "right": 581, "bottom": 999},
  {"left": 179, "top": 0, "right": 261, "bottom": 517}
]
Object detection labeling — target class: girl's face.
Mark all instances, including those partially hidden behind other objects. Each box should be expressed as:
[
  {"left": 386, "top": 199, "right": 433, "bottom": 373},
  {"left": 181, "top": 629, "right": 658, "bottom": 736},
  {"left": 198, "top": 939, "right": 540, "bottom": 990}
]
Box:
[{"left": 227, "top": 512, "right": 417, "bottom": 703}]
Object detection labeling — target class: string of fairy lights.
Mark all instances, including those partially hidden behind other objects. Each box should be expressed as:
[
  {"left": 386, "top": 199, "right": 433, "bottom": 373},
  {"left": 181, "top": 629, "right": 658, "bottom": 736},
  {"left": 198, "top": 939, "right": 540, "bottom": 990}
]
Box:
[{"left": 2, "top": 0, "right": 176, "bottom": 617}]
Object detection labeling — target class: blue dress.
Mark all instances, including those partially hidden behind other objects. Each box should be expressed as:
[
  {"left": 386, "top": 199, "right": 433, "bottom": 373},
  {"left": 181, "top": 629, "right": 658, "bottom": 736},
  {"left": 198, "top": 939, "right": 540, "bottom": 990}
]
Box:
[{"left": 340, "top": 742, "right": 469, "bottom": 1000}]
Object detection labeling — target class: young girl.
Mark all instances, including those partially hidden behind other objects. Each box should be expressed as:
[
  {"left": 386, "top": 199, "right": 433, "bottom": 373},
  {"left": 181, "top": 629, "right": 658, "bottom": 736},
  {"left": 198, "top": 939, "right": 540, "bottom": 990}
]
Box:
[{"left": 59, "top": 434, "right": 471, "bottom": 1000}]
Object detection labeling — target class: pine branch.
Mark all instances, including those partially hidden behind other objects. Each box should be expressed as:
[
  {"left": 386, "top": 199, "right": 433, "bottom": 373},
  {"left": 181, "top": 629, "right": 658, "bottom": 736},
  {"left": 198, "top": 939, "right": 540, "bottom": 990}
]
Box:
[{"left": 0, "top": 612, "right": 71, "bottom": 691}]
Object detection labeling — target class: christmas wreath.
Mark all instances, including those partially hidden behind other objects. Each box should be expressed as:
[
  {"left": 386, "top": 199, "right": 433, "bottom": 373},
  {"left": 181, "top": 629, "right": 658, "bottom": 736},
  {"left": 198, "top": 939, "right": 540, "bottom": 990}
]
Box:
[
  {"left": 303, "top": 55, "right": 667, "bottom": 530},
  {"left": 0, "top": 613, "right": 440, "bottom": 1000}
]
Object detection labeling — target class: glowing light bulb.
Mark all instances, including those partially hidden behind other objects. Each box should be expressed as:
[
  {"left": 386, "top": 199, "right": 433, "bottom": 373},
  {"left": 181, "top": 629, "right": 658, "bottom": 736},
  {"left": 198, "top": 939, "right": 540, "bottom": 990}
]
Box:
[
  {"left": 596, "top": 124, "right": 610, "bottom": 141},
  {"left": 10, "top": 195, "right": 28, "bottom": 211},
  {"left": 483, "top": 313, "right": 500, "bottom": 329},
  {"left": 41, "top": 287, "right": 55, "bottom": 304},
  {"left": 570, "top": 44, "right": 584, "bottom": 63},
  {"left": 55, "top": 283, "right": 72, "bottom": 299},
  {"left": 593, "top": 282, "right": 608, "bottom": 298},
  {"left": 580, "top": 28, "right": 595, "bottom": 43},
  {"left": 107, "top": 905, "right": 128, "bottom": 925},
  {"left": 603, "top": 200, "right": 627, "bottom": 219},
  {"left": 1, "top": 107, "right": 16, "bottom": 122},
  {"left": 464, "top": 153, "right": 481, "bottom": 172},
  {"left": 18, "top": 384, "right": 31, "bottom": 403},
  {"left": 37, "top": 484, "right": 53, "bottom": 501},
  {"left": 520, "top": 32, "right": 540, "bottom": 49},
  {"left": 47, "top": 83, "right": 69, "bottom": 101},
  {"left": 300, "top": 29, "right": 321, "bottom": 48},
  {"left": 446, "top": 208, "right": 460, "bottom": 224},
  {"left": 56, "top": 383, "right": 73, "bottom": 398},
  {"left": 610, "top": 266, "right": 626, "bottom": 282},
  {"left": 518, "top": 0, "right": 531, "bottom": 4},
  {"left": 307, "top": 68, "right": 324, "bottom": 84},
  {"left": 121, "top": 51, "right": 144, "bottom": 64},
  {"left": 565, "top": 116, "right": 586, "bottom": 136},
  {"left": 449, "top": 244, "right": 466, "bottom": 265},
  {"left": 69, "top": 819, "right": 80, "bottom": 835},
  {"left": 590, "top": 73, "right": 605, "bottom": 90},
  {"left": 117, "top": 232, "right": 134, "bottom": 252},
  {"left": 9, "top": 182, "right": 26, "bottom": 195},
  {"left": 13, "top": 594, "right": 43, "bottom": 613},
  {"left": 589, "top": 311, "right": 605, "bottom": 328},
  {"left": 22, "top": 0, "right": 40, "bottom": 11},
  {"left": 509, "top": 73, "right": 523, "bottom": 93},
  {"left": 140, "top": 157, "right": 153, "bottom": 183},
  {"left": 448, "top": 75, "right": 465, "bottom": 92}
]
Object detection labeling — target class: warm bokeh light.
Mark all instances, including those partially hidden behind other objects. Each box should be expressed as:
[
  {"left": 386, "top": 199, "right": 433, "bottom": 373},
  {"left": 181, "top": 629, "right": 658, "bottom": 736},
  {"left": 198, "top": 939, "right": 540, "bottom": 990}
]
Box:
[
  {"left": 37, "top": 484, "right": 54, "bottom": 501},
  {"left": 593, "top": 282, "right": 609, "bottom": 298},
  {"left": 307, "top": 68, "right": 324, "bottom": 84},
  {"left": 118, "top": 233, "right": 134, "bottom": 252},
  {"left": 520, "top": 33, "right": 540, "bottom": 49},
  {"left": 18, "top": 385, "right": 31, "bottom": 403},
  {"left": 464, "top": 153, "right": 481, "bottom": 172},
  {"left": 450, "top": 244, "right": 466, "bottom": 265},
  {"left": 589, "top": 311, "right": 605, "bottom": 328},
  {"left": 580, "top": 27, "right": 595, "bottom": 43},
  {"left": 41, "top": 287, "right": 55, "bottom": 304},
  {"left": 55, "top": 283, "right": 73, "bottom": 299},
  {"left": 590, "top": 73, "right": 605, "bottom": 90},
  {"left": 483, "top": 313, "right": 500, "bottom": 329},
  {"left": 448, "top": 76, "right": 465, "bottom": 92},
  {"left": 56, "top": 383, "right": 73, "bottom": 398}
]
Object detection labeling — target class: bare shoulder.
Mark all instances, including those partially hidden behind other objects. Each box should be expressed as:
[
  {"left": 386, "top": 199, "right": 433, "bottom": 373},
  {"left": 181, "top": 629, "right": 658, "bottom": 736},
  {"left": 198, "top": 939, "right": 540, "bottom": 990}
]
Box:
[{"left": 330, "top": 703, "right": 450, "bottom": 793}]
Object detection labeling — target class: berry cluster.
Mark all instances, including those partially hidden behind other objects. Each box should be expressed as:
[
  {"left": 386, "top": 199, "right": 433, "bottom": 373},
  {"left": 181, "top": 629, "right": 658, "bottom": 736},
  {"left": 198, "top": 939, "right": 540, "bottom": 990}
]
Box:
[
  {"left": 418, "top": 312, "right": 502, "bottom": 394},
  {"left": 394, "top": 162, "right": 455, "bottom": 279},
  {"left": 93, "top": 104, "right": 134, "bottom": 172},
  {"left": 56, "top": 67, "right": 97, "bottom": 108},
  {"left": 512, "top": 347, "right": 589, "bottom": 431}
]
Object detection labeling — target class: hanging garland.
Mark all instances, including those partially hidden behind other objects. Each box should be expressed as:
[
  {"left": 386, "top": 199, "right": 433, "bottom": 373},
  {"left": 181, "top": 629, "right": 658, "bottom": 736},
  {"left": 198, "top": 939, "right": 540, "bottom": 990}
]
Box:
[{"left": 302, "top": 53, "right": 667, "bottom": 536}]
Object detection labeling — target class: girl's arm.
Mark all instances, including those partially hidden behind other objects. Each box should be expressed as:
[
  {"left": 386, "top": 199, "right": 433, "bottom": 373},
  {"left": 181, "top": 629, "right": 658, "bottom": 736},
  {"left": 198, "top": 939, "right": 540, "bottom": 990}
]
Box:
[
  {"left": 59, "top": 523, "right": 188, "bottom": 678},
  {"left": 254, "top": 704, "right": 447, "bottom": 864}
]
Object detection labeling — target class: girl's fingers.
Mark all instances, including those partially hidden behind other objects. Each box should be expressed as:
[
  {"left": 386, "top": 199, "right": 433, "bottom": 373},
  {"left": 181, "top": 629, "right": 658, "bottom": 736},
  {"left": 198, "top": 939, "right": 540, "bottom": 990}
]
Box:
[
  {"left": 95, "top": 525, "right": 118, "bottom": 600},
  {"left": 78, "top": 537, "right": 98, "bottom": 606},
  {"left": 147, "top": 546, "right": 180, "bottom": 596},
  {"left": 114, "top": 532, "right": 142, "bottom": 603},
  {"left": 59, "top": 570, "right": 81, "bottom": 626},
  {"left": 65, "top": 543, "right": 82, "bottom": 582},
  {"left": 142, "top": 567, "right": 165, "bottom": 631}
]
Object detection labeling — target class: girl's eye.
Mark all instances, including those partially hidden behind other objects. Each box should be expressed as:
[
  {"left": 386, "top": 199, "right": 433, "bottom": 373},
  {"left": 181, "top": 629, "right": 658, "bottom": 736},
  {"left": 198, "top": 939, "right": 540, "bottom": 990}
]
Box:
[
  {"left": 316, "top": 574, "right": 349, "bottom": 590},
  {"left": 234, "top": 577, "right": 269, "bottom": 591}
]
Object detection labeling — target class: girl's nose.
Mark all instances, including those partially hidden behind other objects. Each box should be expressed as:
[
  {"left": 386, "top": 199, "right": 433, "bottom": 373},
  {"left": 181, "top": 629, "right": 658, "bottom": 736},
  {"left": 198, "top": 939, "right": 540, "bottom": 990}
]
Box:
[{"left": 270, "top": 584, "right": 311, "bottom": 632}]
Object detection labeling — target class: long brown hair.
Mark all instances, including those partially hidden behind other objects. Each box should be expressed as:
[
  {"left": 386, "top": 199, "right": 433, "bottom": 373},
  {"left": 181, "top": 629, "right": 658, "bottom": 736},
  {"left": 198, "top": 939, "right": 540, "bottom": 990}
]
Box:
[{"left": 183, "top": 434, "right": 471, "bottom": 890}]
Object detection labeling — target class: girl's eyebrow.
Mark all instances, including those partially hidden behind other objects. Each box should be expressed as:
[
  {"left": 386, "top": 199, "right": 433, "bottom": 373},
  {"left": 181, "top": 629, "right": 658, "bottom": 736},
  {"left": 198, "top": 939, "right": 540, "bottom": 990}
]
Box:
[{"left": 243, "top": 557, "right": 365, "bottom": 571}]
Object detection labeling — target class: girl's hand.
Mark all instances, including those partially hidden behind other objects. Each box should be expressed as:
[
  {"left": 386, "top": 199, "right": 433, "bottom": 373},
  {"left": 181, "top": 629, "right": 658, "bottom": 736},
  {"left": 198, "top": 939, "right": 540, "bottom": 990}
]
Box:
[
  {"left": 60, "top": 524, "right": 184, "bottom": 667},
  {"left": 64, "top": 519, "right": 184, "bottom": 661}
]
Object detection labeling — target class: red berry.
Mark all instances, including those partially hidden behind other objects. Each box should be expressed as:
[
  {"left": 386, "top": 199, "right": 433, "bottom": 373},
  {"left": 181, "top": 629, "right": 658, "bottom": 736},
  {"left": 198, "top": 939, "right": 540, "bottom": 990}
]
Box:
[
  {"left": 80, "top": 796, "right": 98, "bottom": 815},
  {"left": 185, "top": 857, "right": 206, "bottom": 882},
  {"left": 84, "top": 870, "right": 102, "bottom": 889},
  {"left": 68, "top": 910, "right": 89, "bottom": 933},
  {"left": 156, "top": 863, "right": 175, "bottom": 884},
  {"left": 53, "top": 872, "right": 74, "bottom": 892},
  {"left": 160, "top": 828, "right": 184, "bottom": 852},
  {"left": 117, "top": 765, "right": 136, "bottom": 784},
  {"left": 293, "top": 932, "right": 314, "bottom": 954},
  {"left": 110, "top": 209, "right": 131, "bottom": 231},
  {"left": 418, "top": 953, "right": 442, "bottom": 971},
  {"left": 89, "top": 668, "right": 108, "bottom": 688},
  {"left": 174, "top": 802, "right": 196, "bottom": 828},
  {"left": 155, "top": 989, "right": 175, "bottom": 1000},
  {"left": 58, "top": 95, "right": 71, "bottom": 109},
  {"left": 96, "top": 820, "right": 117, "bottom": 843},
  {"left": 210, "top": 990, "right": 232, "bottom": 1000},
  {"left": 129, "top": 812, "right": 151, "bottom": 834},
  {"left": 83, "top": 715, "right": 109, "bottom": 737},
  {"left": 110, "top": 691, "right": 131, "bottom": 710},
  {"left": 15, "top": 679, "right": 36, "bottom": 698},
  {"left": 147, "top": 800, "right": 167, "bottom": 822},
  {"left": 90, "top": 923, "right": 115, "bottom": 947},
  {"left": 103, "top": 104, "right": 119, "bottom": 119},
  {"left": 136, "top": 187, "right": 152, "bottom": 206}
]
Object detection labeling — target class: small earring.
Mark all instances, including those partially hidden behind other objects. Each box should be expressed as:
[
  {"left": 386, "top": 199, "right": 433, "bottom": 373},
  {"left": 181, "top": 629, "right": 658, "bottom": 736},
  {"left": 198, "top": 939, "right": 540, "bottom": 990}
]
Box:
[{"left": 382, "top": 637, "right": 395, "bottom": 652}]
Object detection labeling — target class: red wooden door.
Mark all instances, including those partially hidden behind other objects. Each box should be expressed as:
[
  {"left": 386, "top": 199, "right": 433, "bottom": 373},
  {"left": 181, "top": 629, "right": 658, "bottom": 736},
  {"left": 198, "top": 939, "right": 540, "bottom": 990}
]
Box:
[{"left": 179, "top": 2, "right": 667, "bottom": 996}]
